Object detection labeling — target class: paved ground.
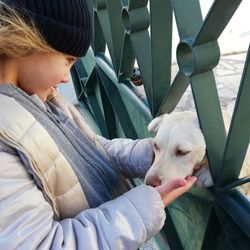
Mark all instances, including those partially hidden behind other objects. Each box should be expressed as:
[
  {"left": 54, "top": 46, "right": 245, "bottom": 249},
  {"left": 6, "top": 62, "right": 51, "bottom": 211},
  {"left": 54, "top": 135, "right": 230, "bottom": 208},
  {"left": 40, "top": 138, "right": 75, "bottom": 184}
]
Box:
[{"left": 171, "top": 52, "right": 247, "bottom": 114}]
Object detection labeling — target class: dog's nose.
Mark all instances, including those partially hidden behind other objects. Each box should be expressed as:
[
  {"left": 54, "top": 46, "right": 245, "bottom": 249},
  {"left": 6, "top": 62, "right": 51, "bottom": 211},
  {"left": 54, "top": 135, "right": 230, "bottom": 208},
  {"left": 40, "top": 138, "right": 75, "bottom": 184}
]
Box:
[{"left": 145, "top": 175, "right": 161, "bottom": 187}]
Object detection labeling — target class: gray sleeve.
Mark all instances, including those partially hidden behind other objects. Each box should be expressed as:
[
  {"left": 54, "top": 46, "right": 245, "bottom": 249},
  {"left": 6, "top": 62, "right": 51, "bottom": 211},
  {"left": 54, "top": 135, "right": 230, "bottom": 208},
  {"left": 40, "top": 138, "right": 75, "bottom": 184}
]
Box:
[
  {"left": 97, "top": 136, "right": 154, "bottom": 178},
  {"left": 0, "top": 151, "right": 165, "bottom": 250}
]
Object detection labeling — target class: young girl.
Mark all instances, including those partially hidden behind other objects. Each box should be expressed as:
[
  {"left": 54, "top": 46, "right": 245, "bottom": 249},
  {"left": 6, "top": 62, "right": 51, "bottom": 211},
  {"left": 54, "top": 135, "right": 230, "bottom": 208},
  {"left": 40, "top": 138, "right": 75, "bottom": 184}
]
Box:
[{"left": 0, "top": 0, "right": 197, "bottom": 249}]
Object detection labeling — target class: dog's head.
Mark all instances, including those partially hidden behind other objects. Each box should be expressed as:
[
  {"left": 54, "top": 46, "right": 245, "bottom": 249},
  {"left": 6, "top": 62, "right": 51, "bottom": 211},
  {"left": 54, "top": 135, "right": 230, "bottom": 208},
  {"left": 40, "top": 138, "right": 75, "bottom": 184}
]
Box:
[{"left": 145, "top": 111, "right": 209, "bottom": 186}]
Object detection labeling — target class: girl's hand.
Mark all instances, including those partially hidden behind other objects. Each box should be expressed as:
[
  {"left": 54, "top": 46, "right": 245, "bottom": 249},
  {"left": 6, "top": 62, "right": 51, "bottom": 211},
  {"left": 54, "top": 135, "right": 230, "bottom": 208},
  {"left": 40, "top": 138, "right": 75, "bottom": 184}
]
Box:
[{"left": 155, "top": 176, "right": 197, "bottom": 207}]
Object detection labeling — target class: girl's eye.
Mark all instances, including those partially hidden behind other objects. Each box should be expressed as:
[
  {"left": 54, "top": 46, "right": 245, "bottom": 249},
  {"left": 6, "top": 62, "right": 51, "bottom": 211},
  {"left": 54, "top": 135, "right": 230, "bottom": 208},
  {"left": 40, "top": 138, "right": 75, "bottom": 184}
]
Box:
[{"left": 67, "top": 57, "right": 77, "bottom": 65}]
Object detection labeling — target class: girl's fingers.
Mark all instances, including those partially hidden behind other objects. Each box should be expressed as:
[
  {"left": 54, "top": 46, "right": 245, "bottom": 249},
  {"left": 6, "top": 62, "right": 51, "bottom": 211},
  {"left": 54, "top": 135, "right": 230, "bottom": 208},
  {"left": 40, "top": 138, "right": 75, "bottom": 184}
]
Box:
[
  {"left": 155, "top": 176, "right": 197, "bottom": 207},
  {"left": 155, "top": 178, "right": 187, "bottom": 195}
]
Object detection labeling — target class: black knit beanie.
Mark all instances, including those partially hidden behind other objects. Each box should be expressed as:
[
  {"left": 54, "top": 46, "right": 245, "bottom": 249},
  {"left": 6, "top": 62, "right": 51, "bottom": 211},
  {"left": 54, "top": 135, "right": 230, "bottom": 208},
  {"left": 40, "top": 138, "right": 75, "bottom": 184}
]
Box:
[{"left": 4, "top": 0, "right": 92, "bottom": 57}]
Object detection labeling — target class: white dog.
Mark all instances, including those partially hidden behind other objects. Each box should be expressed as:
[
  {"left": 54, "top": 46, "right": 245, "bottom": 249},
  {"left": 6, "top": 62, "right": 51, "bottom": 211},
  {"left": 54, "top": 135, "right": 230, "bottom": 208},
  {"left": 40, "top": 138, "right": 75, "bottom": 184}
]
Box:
[{"left": 145, "top": 111, "right": 250, "bottom": 197}]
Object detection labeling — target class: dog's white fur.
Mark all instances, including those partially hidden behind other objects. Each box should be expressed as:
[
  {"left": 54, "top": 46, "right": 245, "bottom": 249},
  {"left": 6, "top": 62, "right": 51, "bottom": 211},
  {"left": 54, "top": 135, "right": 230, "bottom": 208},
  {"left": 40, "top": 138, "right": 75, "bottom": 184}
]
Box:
[{"left": 145, "top": 111, "right": 250, "bottom": 197}]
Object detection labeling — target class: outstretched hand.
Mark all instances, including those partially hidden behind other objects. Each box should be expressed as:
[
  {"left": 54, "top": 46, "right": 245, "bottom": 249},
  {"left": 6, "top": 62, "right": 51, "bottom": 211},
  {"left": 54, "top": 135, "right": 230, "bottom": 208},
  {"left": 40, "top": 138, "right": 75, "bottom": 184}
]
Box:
[{"left": 154, "top": 176, "right": 197, "bottom": 207}]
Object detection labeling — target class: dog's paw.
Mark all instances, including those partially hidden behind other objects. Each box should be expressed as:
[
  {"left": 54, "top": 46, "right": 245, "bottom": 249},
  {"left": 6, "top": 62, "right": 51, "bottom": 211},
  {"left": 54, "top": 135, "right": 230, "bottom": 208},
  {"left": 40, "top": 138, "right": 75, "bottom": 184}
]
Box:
[{"left": 193, "top": 167, "right": 214, "bottom": 187}]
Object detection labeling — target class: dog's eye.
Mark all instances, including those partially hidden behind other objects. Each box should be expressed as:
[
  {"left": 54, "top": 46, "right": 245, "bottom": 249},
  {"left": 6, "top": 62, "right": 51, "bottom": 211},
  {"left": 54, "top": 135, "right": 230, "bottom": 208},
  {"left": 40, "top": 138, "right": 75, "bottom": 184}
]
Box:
[
  {"left": 153, "top": 142, "right": 159, "bottom": 151},
  {"left": 175, "top": 149, "right": 190, "bottom": 157}
]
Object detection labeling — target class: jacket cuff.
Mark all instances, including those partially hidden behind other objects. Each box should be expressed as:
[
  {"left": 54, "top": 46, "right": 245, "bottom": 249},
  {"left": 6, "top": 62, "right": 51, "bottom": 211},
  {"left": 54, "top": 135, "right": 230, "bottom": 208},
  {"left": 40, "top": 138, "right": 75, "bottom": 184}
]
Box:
[{"left": 123, "top": 184, "right": 166, "bottom": 241}]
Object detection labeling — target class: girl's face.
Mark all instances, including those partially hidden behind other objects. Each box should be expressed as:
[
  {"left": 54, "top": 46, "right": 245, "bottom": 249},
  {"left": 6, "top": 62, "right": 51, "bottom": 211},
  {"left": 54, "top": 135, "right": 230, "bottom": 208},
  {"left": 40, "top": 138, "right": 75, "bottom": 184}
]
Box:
[{"left": 16, "top": 52, "right": 77, "bottom": 102}]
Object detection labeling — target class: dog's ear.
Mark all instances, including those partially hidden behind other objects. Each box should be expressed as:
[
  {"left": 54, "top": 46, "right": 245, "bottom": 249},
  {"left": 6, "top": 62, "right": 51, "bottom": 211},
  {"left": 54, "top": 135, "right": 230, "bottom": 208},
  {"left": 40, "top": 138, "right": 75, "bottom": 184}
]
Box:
[{"left": 148, "top": 115, "right": 165, "bottom": 133}]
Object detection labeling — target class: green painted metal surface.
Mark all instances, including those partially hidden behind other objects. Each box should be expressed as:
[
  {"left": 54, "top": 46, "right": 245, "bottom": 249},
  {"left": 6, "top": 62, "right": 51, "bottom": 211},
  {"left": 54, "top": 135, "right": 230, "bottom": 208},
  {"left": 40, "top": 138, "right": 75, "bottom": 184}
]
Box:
[{"left": 71, "top": 0, "right": 250, "bottom": 249}]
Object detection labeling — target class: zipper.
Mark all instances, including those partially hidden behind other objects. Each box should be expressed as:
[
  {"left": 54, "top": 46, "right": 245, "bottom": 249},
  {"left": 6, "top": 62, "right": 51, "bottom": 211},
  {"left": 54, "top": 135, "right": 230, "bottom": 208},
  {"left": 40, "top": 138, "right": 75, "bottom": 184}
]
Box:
[
  {"left": 0, "top": 136, "right": 27, "bottom": 155},
  {"left": 0, "top": 136, "right": 57, "bottom": 214},
  {"left": 0, "top": 136, "right": 43, "bottom": 190}
]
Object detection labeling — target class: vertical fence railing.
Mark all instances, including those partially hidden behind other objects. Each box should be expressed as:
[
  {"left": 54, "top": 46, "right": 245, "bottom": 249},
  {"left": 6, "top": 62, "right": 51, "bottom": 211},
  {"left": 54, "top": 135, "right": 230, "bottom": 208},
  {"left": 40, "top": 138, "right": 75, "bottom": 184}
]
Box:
[{"left": 71, "top": 0, "right": 250, "bottom": 249}]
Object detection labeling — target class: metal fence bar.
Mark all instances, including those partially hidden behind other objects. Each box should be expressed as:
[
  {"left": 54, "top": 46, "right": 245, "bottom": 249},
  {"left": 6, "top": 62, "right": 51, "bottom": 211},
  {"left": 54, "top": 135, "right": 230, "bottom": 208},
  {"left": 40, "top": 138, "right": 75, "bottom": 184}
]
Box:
[{"left": 218, "top": 45, "right": 250, "bottom": 186}]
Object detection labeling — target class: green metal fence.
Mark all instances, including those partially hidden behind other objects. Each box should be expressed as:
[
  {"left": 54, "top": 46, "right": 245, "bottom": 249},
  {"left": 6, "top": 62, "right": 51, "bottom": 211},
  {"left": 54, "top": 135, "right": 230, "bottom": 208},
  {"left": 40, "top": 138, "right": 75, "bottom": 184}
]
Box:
[{"left": 71, "top": 0, "right": 250, "bottom": 249}]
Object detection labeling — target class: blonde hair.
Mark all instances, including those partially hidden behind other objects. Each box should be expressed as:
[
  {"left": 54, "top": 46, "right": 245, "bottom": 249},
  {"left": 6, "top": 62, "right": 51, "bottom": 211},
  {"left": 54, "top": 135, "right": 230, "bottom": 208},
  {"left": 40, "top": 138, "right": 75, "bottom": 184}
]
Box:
[{"left": 0, "top": 0, "right": 56, "bottom": 58}]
